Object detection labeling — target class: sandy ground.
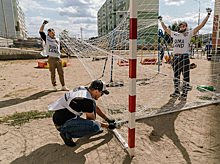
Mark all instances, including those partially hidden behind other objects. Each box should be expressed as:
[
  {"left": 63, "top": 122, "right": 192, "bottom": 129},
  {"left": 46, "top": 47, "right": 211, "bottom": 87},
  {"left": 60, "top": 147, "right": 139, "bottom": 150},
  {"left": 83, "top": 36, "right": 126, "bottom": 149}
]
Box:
[{"left": 0, "top": 56, "right": 219, "bottom": 164}]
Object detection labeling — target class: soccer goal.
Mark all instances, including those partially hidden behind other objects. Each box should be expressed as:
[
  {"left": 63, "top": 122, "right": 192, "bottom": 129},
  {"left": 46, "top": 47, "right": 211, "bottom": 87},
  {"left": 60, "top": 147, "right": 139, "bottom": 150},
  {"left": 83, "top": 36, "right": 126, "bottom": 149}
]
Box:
[{"left": 59, "top": 0, "right": 220, "bottom": 156}]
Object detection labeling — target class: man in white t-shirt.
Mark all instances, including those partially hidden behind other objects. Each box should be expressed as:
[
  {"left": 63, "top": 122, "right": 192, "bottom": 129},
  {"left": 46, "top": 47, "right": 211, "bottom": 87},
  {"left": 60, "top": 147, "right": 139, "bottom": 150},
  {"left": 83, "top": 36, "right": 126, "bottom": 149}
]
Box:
[
  {"left": 158, "top": 8, "right": 212, "bottom": 100},
  {"left": 39, "top": 20, "right": 69, "bottom": 91}
]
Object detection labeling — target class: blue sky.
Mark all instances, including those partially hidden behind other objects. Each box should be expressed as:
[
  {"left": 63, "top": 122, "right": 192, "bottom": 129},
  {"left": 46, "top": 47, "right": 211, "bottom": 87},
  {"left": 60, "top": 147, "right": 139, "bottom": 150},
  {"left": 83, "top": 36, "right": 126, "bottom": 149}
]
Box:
[{"left": 19, "top": 0, "right": 215, "bottom": 39}]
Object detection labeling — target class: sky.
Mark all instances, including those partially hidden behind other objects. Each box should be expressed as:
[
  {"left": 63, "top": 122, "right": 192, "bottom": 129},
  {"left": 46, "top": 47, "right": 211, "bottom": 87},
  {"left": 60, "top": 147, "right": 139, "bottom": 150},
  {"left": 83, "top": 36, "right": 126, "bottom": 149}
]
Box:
[{"left": 18, "top": 0, "right": 215, "bottom": 39}]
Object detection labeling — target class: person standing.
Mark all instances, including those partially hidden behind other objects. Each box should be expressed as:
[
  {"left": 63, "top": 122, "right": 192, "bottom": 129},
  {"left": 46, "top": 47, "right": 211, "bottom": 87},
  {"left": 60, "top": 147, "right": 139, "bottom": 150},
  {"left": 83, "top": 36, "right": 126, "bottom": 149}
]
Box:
[
  {"left": 39, "top": 20, "right": 69, "bottom": 91},
  {"left": 158, "top": 8, "right": 212, "bottom": 100},
  {"left": 205, "top": 42, "right": 212, "bottom": 60},
  {"left": 48, "top": 80, "right": 116, "bottom": 147}
]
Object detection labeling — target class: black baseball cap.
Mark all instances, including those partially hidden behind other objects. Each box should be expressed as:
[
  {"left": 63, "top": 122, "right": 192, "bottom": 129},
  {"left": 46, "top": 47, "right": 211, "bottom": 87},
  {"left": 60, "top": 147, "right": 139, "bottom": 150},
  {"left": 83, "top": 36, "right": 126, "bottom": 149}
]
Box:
[
  {"left": 90, "top": 80, "right": 109, "bottom": 95},
  {"left": 47, "top": 28, "right": 55, "bottom": 32}
]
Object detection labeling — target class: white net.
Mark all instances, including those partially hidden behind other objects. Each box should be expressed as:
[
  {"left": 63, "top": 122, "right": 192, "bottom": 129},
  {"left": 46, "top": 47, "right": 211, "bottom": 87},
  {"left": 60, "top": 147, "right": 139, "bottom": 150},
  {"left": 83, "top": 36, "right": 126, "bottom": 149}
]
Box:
[
  {"left": 59, "top": 0, "right": 219, "bottom": 122},
  {"left": 0, "top": 0, "right": 220, "bottom": 162},
  {"left": 57, "top": 0, "right": 220, "bottom": 147}
]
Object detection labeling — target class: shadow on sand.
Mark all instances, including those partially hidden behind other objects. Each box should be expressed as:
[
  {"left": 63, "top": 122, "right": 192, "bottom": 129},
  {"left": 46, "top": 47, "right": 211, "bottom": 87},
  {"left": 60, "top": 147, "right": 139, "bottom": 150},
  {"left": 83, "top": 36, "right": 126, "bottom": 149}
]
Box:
[
  {"left": 11, "top": 132, "right": 113, "bottom": 164},
  {"left": 139, "top": 97, "right": 192, "bottom": 164},
  {"left": 0, "top": 90, "right": 54, "bottom": 109}
]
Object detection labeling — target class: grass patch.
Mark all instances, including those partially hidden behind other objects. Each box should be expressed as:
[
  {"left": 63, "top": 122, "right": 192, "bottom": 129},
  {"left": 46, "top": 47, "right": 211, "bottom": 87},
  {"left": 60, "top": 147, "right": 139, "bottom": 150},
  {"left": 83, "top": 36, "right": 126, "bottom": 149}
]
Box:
[
  {"left": 197, "top": 96, "right": 212, "bottom": 101},
  {"left": 0, "top": 132, "right": 8, "bottom": 136},
  {"left": 3, "top": 94, "right": 10, "bottom": 98},
  {"left": 0, "top": 110, "right": 54, "bottom": 126},
  {"left": 107, "top": 108, "right": 123, "bottom": 115}
]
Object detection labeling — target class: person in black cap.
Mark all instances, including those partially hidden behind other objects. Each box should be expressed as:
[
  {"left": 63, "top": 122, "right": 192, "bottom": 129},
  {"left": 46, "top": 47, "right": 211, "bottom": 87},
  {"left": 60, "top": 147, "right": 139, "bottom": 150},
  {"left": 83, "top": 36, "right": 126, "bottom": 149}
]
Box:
[
  {"left": 158, "top": 8, "right": 212, "bottom": 100},
  {"left": 48, "top": 80, "right": 116, "bottom": 147},
  {"left": 39, "top": 20, "right": 69, "bottom": 91}
]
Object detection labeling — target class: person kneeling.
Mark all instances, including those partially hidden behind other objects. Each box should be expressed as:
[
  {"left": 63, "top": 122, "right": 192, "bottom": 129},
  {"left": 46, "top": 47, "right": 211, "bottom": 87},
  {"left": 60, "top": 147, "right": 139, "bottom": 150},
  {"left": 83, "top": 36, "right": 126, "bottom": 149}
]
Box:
[{"left": 48, "top": 80, "right": 116, "bottom": 146}]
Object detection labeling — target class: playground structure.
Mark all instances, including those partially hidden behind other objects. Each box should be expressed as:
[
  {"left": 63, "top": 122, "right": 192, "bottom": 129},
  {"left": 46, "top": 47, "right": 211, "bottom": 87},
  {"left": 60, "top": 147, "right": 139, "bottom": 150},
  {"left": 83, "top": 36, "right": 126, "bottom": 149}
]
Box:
[
  {"left": 140, "top": 35, "right": 157, "bottom": 65},
  {"left": 38, "top": 59, "right": 70, "bottom": 68}
]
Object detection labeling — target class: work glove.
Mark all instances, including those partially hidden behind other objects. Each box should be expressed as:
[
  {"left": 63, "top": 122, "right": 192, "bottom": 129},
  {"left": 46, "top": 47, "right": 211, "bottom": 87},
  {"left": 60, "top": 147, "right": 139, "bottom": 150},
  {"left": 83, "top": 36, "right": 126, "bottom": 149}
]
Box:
[
  {"left": 206, "top": 8, "right": 212, "bottom": 15},
  {"left": 105, "top": 117, "right": 115, "bottom": 124},
  {"left": 108, "top": 123, "right": 117, "bottom": 129},
  {"left": 158, "top": 16, "right": 163, "bottom": 21},
  {"left": 43, "top": 20, "right": 49, "bottom": 25}
]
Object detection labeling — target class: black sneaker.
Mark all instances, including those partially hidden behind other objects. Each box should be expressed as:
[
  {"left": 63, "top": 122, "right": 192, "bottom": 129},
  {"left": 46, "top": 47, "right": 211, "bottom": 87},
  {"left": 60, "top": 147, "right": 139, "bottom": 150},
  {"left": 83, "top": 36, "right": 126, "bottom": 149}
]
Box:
[
  {"left": 60, "top": 133, "right": 76, "bottom": 147},
  {"left": 179, "top": 94, "right": 187, "bottom": 101},
  {"left": 170, "top": 91, "right": 180, "bottom": 97}
]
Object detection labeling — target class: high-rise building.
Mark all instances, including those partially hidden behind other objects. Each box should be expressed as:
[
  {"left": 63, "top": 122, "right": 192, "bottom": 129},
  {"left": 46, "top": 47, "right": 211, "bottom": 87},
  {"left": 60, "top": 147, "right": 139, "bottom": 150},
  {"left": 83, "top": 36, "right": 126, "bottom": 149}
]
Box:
[
  {"left": 97, "top": 0, "right": 159, "bottom": 43},
  {"left": 212, "top": 0, "right": 220, "bottom": 54},
  {"left": 0, "top": 0, "right": 27, "bottom": 39}
]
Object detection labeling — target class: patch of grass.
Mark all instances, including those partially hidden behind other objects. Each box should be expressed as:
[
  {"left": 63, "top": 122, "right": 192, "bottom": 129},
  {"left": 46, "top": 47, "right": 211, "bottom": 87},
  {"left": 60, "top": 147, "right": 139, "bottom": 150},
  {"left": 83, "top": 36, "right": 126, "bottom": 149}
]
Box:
[
  {"left": 197, "top": 96, "right": 212, "bottom": 101},
  {"left": 3, "top": 94, "right": 10, "bottom": 98},
  {"left": 0, "top": 110, "right": 54, "bottom": 126},
  {"left": 0, "top": 132, "right": 8, "bottom": 136},
  {"left": 107, "top": 108, "right": 123, "bottom": 115}
]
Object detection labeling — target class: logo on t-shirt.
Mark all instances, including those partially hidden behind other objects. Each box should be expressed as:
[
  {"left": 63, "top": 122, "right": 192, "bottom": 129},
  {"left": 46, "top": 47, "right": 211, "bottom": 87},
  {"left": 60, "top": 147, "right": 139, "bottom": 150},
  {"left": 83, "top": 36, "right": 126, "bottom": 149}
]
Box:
[
  {"left": 174, "top": 39, "right": 184, "bottom": 48},
  {"left": 49, "top": 45, "right": 59, "bottom": 54}
]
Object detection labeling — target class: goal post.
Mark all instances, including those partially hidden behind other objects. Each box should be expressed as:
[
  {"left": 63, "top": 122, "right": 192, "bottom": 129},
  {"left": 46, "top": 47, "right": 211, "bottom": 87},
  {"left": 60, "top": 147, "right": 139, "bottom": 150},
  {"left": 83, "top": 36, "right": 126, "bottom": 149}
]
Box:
[{"left": 128, "top": 0, "right": 138, "bottom": 157}]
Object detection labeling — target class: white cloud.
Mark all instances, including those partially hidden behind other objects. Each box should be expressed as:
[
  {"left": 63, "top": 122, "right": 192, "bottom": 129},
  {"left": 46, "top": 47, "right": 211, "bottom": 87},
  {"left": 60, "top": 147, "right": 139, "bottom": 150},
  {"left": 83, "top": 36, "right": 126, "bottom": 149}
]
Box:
[
  {"left": 47, "top": 0, "right": 62, "bottom": 4},
  {"left": 163, "top": 0, "right": 185, "bottom": 6},
  {"left": 19, "top": 0, "right": 58, "bottom": 12}
]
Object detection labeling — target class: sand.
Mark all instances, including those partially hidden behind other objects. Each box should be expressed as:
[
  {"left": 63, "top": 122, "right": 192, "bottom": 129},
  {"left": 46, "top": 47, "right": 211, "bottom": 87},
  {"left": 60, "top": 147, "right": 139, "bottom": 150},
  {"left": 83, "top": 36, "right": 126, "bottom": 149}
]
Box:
[{"left": 0, "top": 57, "right": 219, "bottom": 164}]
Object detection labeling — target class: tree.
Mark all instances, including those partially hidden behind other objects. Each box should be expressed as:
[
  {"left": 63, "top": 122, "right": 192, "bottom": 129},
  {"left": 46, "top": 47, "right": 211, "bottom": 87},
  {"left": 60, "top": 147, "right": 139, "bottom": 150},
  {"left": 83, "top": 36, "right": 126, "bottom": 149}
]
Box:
[{"left": 164, "top": 21, "right": 180, "bottom": 45}]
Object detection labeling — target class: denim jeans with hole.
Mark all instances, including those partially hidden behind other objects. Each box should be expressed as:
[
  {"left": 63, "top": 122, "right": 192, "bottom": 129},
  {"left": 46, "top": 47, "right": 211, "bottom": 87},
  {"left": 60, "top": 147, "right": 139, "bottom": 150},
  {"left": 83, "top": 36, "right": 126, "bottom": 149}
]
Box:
[{"left": 57, "top": 117, "right": 101, "bottom": 138}]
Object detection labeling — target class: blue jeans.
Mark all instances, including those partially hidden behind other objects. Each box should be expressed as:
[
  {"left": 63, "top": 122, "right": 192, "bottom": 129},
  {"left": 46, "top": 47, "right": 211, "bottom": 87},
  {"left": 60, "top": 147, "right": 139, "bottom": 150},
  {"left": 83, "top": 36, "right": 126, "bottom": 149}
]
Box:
[{"left": 57, "top": 117, "right": 101, "bottom": 138}]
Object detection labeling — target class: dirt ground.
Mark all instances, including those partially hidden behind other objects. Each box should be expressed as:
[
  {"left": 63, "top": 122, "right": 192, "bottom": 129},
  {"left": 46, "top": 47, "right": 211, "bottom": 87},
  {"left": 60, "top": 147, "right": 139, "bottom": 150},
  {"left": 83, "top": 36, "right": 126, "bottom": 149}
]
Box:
[{"left": 0, "top": 57, "right": 219, "bottom": 164}]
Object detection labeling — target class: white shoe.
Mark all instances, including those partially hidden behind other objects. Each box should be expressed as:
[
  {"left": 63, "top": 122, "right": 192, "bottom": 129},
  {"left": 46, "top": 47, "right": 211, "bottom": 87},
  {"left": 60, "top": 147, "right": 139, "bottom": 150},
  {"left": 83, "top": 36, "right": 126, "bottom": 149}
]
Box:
[
  {"left": 61, "top": 86, "right": 69, "bottom": 91},
  {"left": 53, "top": 86, "right": 57, "bottom": 91}
]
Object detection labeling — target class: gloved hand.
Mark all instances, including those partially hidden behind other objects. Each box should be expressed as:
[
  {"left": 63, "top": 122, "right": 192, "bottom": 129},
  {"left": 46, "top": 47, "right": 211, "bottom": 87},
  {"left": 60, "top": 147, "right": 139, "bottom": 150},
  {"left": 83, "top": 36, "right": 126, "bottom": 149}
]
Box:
[
  {"left": 105, "top": 117, "right": 115, "bottom": 124},
  {"left": 206, "top": 8, "right": 212, "bottom": 15},
  {"left": 108, "top": 123, "right": 117, "bottom": 129},
  {"left": 158, "top": 16, "right": 163, "bottom": 21},
  {"left": 66, "top": 52, "right": 71, "bottom": 57},
  {"left": 43, "top": 20, "right": 49, "bottom": 25}
]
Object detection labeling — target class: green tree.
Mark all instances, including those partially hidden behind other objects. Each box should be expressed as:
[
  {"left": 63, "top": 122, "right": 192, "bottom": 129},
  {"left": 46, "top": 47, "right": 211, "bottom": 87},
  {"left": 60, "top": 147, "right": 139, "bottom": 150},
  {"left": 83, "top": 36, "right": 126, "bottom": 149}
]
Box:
[{"left": 164, "top": 21, "right": 180, "bottom": 44}]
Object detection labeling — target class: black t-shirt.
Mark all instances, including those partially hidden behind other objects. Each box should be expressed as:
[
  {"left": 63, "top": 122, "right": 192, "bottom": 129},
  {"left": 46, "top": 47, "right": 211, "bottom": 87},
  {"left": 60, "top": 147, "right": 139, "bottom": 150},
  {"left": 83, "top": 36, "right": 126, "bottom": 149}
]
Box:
[
  {"left": 39, "top": 31, "right": 62, "bottom": 50},
  {"left": 53, "top": 98, "right": 95, "bottom": 126}
]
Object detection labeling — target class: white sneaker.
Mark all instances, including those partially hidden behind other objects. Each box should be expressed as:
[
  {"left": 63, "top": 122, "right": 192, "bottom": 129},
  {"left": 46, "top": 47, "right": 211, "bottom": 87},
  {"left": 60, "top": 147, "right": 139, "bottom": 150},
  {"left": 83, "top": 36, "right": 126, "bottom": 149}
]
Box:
[
  {"left": 53, "top": 86, "right": 57, "bottom": 91},
  {"left": 61, "top": 86, "right": 69, "bottom": 91}
]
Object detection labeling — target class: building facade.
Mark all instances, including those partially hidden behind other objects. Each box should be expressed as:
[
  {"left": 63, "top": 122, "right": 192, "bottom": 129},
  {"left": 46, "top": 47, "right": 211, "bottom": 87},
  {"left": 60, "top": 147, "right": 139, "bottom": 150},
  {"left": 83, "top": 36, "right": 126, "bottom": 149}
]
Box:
[
  {"left": 0, "top": 0, "right": 27, "bottom": 39},
  {"left": 212, "top": 0, "right": 220, "bottom": 54},
  {"left": 97, "top": 0, "right": 159, "bottom": 43}
]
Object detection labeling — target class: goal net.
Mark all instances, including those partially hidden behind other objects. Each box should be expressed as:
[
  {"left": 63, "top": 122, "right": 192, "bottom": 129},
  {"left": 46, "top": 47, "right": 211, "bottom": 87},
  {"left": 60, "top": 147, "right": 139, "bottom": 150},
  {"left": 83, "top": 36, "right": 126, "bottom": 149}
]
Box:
[{"left": 59, "top": 0, "right": 220, "bottom": 152}]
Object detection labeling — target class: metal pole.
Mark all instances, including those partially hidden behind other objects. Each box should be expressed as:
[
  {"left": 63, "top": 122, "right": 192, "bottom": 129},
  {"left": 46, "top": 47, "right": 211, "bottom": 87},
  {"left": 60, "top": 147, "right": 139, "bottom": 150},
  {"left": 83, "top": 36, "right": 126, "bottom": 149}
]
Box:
[
  {"left": 1, "top": 0, "right": 8, "bottom": 39},
  {"left": 128, "top": 0, "right": 137, "bottom": 157},
  {"left": 80, "top": 27, "right": 83, "bottom": 41},
  {"left": 194, "top": 0, "right": 200, "bottom": 55}
]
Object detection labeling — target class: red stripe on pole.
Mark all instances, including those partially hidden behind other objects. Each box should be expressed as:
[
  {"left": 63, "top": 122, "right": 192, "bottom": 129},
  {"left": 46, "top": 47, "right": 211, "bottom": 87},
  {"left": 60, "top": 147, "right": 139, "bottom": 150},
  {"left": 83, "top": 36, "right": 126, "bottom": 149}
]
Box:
[
  {"left": 130, "top": 18, "right": 137, "bottom": 39},
  {"left": 129, "top": 95, "right": 136, "bottom": 112},
  {"left": 129, "top": 59, "right": 136, "bottom": 78},
  {"left": 128, "top": 128, "right": 135, "bottom": 148}
]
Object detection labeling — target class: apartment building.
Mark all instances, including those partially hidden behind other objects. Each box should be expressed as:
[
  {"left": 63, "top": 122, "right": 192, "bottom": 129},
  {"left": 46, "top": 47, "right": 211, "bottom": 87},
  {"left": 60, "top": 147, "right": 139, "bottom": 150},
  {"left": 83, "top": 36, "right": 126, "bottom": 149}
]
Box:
[
  {"left": 0, "top": 0, "right": 27, "bottom": 39},
  {"left": 97, "top": 0, "right": 159, "bottom": 44}
]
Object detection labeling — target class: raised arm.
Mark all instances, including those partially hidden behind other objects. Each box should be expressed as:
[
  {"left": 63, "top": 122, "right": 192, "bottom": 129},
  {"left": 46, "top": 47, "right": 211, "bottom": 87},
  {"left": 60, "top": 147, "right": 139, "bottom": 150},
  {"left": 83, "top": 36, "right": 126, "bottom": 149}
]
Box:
[
  {"left": 158, "top": 16, "right": 171, "bottom": 36},
  {"left": 193, "top": 8, "right": 212, "bottom": 35},
  {"left": 39, "top": 20, "right": 48, "bottom": 32}
]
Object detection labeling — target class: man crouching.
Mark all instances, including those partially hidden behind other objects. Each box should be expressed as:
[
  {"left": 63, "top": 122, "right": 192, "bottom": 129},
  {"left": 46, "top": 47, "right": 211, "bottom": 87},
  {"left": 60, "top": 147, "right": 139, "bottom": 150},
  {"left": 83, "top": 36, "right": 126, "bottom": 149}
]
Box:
[{"left": 49, "top": 80, "right": 116, "bottom": 146}]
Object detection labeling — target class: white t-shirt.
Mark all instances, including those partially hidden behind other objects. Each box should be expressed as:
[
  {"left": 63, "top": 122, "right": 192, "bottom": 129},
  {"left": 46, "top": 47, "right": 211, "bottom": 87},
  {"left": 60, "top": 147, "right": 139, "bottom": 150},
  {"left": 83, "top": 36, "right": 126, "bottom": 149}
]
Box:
[
  {"left": 45, "top": 35, "right": 61, "bottom": 58},
  {"left": 171, "top": 30, "right": 194, "bottom": 54}
]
